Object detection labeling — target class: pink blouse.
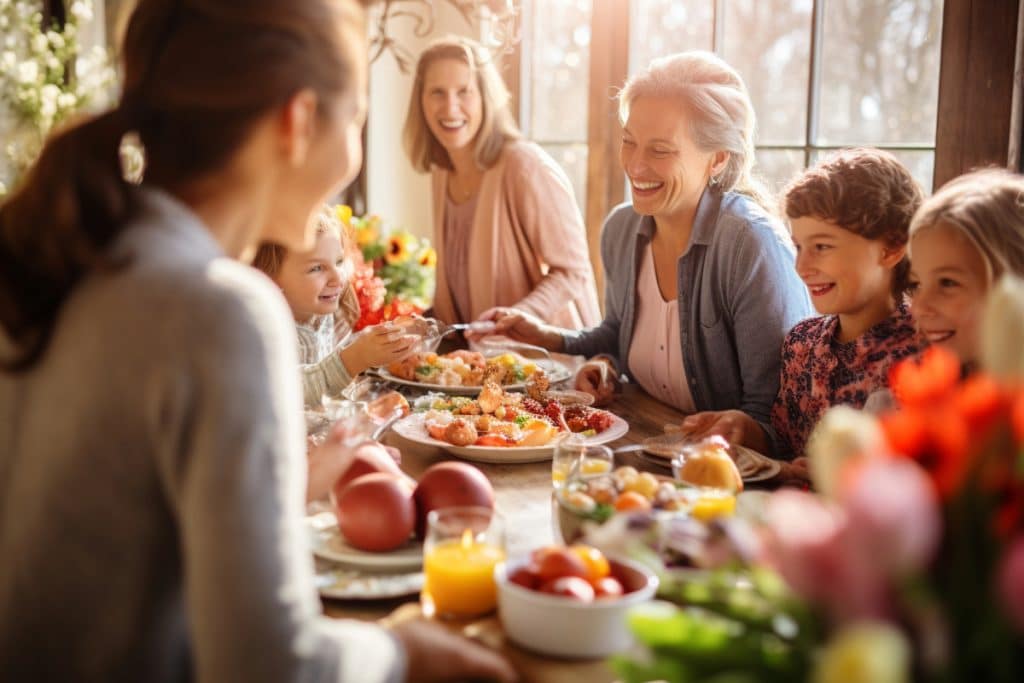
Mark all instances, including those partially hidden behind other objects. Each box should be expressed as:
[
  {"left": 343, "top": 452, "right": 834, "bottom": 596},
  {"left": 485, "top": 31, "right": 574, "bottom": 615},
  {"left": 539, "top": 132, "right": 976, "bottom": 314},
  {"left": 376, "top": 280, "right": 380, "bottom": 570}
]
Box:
[
  {"left": 627, "top": 244, "right": 696, "bottom": 413},
  {"left": 443, "top": 193, "right": 479, "bottom": 322}
]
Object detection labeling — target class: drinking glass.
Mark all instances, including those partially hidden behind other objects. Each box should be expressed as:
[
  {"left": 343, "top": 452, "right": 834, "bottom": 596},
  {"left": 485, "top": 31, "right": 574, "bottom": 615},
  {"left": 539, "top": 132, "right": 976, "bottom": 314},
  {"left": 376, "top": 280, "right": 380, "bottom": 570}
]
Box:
[
  {"left": 421, "top": 507, "right": 505, "bottom": 619},
  {"left": 551, "top": 436, "right": 613, "bottom": 489}
]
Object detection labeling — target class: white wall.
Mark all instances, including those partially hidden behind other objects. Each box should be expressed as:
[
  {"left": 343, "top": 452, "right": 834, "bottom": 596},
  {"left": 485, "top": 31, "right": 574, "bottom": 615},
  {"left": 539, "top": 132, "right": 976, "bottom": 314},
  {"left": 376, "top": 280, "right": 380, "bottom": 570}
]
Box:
[{"left": 365, "top": 3, "right": 477, "bottom": 240}]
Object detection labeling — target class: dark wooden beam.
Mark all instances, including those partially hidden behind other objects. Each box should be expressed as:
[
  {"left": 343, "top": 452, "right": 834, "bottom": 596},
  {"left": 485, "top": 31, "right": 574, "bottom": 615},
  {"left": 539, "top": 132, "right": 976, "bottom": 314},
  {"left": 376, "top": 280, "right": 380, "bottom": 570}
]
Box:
[
  {"left": 585, "top": 0, "right": 630, "bottom": 302},
  {"left": 934, "top": 0, "right": 1021, "bottom": 190}
]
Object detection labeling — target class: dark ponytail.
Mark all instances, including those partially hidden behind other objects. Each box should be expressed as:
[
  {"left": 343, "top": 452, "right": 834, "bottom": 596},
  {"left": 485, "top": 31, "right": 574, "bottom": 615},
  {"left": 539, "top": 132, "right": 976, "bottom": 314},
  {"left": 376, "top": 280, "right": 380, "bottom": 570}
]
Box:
[
  {"left": 0, "top": 0, "right": 367, "bottom": 371},
  {"left": 0, "top": 108, "right": 136, "bottom": 370}
]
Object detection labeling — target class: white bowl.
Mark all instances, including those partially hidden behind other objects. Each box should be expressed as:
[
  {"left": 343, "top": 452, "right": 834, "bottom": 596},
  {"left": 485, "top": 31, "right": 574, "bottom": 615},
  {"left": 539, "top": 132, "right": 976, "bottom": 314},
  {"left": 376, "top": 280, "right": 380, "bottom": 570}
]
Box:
[{"left": 494, "top": 556, "right": 658, "bottom": 659}]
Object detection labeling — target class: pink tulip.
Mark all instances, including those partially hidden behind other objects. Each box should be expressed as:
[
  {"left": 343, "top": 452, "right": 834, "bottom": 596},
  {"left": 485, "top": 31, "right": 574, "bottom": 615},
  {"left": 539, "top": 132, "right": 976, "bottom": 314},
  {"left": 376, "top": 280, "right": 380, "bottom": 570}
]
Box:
[
  {"left": 840, "top": 457, "right": 942, "bottom": 578},
  {"left": 998, "top": 535, "right": 1024, "bottom": 632},
  {"left": 764, "top": 490, "right": 848, "bottom": 604}
]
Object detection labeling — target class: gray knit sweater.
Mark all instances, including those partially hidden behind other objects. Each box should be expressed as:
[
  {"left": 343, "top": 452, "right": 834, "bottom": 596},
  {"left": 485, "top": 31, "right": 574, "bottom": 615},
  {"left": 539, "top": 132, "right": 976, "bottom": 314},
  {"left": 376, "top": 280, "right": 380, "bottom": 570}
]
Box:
[{"left": 0, "top": 189, "right": 404, "bottom": 682}]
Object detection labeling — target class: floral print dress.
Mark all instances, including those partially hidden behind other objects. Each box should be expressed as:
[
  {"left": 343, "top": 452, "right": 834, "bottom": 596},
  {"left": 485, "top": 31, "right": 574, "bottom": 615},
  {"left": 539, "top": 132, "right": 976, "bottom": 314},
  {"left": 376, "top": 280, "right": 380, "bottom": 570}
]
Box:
[{"left": 771, "top": 304, "right": 922, "bottom": 458}]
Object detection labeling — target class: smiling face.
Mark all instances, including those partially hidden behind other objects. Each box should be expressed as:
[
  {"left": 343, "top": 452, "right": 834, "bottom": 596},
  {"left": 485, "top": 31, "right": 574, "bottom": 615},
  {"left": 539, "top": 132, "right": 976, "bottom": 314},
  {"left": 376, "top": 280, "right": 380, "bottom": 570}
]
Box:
[
  {"left": 620, "top": 96, "right": 723, "bottom": 224},
  {"left": 791, "top": 215, "right": 904, "bottom": 340},
  {"left": 420, "top": 57, "right": 483, "bottom": 157},
  {"left": 908, "top": 222, "right": 991, "bottom": 364},
  {"left": 274, "top": 228, "right": 349, "bottom": 324}
]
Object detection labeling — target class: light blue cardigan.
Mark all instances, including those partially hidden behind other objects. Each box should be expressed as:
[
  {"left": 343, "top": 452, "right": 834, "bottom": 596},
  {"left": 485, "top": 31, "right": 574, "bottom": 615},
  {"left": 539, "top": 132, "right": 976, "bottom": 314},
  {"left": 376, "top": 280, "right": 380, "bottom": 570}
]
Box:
[{"left": 563, "top": 189, "right": 813, "bottom": 456}]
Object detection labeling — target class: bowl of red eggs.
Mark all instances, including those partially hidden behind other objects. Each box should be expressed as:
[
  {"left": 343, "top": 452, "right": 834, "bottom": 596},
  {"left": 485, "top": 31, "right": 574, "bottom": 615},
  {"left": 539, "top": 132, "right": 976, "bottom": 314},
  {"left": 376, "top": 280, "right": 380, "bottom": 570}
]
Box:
[{"left": 494, "top": 544, "right": 658, "bottom": 658}]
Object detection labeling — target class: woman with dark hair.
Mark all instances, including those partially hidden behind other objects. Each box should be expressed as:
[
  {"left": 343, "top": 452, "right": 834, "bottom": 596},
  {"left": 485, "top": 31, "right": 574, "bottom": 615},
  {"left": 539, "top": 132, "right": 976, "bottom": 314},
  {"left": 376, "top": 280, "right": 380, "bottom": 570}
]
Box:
[
  {"left": 403, "top": 35, "right": 600, "bottom": 329},
  {"left": 0, "top": 2, "right": 514, "bottom": 681}
]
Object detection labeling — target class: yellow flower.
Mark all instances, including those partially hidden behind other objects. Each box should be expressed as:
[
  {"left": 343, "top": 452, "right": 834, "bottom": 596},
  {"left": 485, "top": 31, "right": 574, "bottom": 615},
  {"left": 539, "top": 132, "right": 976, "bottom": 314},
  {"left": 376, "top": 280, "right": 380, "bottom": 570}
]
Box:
[
  {"left": 813, "top": 622, "right": 910, "bottom": 683},
  {"left": 418, "top": 247, "right": 437, "bottom": 268},
  {"left": 385, "top": 233, "right": 412, "bottom": 264},
  {"left": 334, "top": 204, "right": 353, "bottom": 227},
  {"left": 355, "top": 224, "right": 379, "bottom": 248}
]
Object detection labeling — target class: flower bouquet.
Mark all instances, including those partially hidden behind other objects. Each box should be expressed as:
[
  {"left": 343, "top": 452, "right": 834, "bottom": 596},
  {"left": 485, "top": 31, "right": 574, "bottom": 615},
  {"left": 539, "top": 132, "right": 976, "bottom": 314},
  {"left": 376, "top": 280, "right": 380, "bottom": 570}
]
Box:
[
  {"left": 600, "top": 346, "right": 1024, "bottom": 682},
  {"left": 334, "top": 205, "right": 436, "bottom": 330},
  {"left": 0, "top": 0, "right": 115, "bottom": 194}
]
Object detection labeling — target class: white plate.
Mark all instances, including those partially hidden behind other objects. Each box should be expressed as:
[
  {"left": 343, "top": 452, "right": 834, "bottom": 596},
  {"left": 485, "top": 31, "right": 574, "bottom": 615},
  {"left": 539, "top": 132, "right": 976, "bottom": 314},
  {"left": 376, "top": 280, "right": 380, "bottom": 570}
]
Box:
[
  {"left": 307, "top": 512, "right": 422, "bottom": 570},
  {"left": 314, "top": 564, "right": 424, "bottom": 600},
  {"left": 391, "top": 412, "right": 629, "bottom": 464},
  {"left": 377, "top": 359, "right": 573, "bottom": 396}
]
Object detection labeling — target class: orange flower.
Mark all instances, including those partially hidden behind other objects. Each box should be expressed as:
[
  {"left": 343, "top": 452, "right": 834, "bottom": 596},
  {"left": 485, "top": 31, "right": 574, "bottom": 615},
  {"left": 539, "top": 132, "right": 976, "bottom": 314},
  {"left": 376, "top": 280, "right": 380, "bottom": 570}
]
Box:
[
  {"left": 881, "top": 405, "right": 971, "bottom": 499},
  {"left": 889, "top": 346, "right": 961, "bottom": 408}
]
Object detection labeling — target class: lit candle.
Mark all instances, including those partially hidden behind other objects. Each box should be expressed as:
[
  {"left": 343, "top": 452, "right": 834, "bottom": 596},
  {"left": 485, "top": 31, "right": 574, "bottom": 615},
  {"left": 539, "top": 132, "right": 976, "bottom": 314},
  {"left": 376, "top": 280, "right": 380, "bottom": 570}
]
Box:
[
  {"left": 689, "top": 489, "right": 737, "bottom": 522},
  {"left": 423, "top": 529, "right": 506, "bottom": 618}
]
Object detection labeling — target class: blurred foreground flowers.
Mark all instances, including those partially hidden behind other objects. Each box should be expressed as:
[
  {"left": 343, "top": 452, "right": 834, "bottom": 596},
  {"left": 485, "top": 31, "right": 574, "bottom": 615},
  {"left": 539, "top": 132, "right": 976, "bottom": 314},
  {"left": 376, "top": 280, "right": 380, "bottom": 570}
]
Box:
[{"left": 334, "top": 205, "right": 435, "bottom": 330}]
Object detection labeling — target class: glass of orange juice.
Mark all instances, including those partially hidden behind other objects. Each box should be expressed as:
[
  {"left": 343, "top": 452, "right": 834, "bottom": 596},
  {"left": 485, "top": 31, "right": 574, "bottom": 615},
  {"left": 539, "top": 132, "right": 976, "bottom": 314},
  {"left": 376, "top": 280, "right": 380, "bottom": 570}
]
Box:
[
  {"left": 421, "top": 507, "right": 505, "bottom": 619},
  {"left": 552, "top": 436, "right": 613, "bottom": 489}
]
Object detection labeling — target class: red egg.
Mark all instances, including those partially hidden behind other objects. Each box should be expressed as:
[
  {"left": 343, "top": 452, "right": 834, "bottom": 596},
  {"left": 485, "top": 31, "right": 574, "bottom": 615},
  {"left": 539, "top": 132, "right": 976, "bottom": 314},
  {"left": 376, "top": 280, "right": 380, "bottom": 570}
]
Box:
[
  {"left": 335, "top": 473, "right": 415, "bottom": 552},
  {"left": 332, "top": 442, "right": 405, "bottom": 499},
  {"left": 534, "top": 547, "right": 589, "bottom": 582},
  {"left": 592, "top": 576, "right": 624, "bottom": 598},
  {"left": 539, "top": 576, "right": 595, "bottom": 602},
  {"left": 508, "top": 564, "right": 541, "bottom": 590},
  {"left": 413, "top": 462, "right": 495, "bottom": 538}
]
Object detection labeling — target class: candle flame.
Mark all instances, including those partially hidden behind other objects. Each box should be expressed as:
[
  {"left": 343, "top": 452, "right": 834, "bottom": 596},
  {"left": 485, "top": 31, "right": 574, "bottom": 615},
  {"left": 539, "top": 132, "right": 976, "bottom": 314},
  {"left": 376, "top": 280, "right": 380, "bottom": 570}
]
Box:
[{"left": 460, "top": 528, "right": 474, "bottom": 549}]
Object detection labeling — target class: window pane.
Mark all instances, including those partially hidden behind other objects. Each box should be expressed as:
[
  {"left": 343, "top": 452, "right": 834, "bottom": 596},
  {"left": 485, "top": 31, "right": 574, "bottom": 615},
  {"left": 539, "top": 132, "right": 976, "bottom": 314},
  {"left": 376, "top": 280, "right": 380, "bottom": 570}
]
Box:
[
  {"left": 529, "top": 0, "right": 593, "bottom": 143},
  {"left": 755, "top": 148, "right": 806, "bottom": 198},
  {"left": 808, "top": 149, "right": 935, "bottom": 197},
  {"left": 817, "top": 0, "right": 943, "bottom": 145},
  {"left": 629, "top": 0, "right": 713, "bottom": 75},
  {"left": 723, "top": 0, "right": 812, "bottom": 146},
  {"left": 540, "top": 143, "right": 589, "bottom": 213}
]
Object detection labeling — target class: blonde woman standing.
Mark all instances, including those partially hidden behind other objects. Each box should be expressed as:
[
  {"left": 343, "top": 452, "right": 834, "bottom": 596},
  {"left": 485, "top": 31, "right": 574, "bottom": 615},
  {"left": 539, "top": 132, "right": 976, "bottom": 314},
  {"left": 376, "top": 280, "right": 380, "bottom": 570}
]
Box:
[
  {"left": 404, "top": 36, "right": 600, "bottom": 329},
  {"left": 480, "top": 51, "right": 813, "bottom": 457}
]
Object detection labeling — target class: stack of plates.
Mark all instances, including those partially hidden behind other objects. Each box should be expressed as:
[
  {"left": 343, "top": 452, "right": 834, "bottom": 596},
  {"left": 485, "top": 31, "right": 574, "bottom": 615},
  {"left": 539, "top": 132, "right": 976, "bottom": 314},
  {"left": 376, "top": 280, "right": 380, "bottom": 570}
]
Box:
[{"left": 640, "top": 434, "right": 781, "bottom": 483}]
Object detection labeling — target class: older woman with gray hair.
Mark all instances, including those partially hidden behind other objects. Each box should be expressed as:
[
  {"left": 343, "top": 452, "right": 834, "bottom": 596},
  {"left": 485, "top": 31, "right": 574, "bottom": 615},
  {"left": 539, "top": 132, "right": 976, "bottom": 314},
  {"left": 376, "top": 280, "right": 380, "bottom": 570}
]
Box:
[{"left": 476, "top": 51, "right": 812, "bottom": 457}]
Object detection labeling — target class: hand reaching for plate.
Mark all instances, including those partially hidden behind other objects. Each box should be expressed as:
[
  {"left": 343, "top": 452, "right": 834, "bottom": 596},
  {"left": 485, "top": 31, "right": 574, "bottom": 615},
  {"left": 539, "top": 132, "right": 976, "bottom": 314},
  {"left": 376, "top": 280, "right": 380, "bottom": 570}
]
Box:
[
  {"left": 340, "top": 325, "right": 419, "bottom": 376},
  {"left": 470, "top": 307, "right": 564, "bottom": 350},
  {"left": 574, "top": 358, "right": 618, "bottom": 407},
  {"left": 679, "top": 409, "right": 769, "bottom": 454}
]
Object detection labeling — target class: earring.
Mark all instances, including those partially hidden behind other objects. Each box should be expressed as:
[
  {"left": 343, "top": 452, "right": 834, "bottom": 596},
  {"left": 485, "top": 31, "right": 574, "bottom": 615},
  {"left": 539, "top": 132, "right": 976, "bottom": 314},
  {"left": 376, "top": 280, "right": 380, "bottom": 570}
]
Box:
[{"left": 708, "top": 174, "right": 720, "bottom": 187}]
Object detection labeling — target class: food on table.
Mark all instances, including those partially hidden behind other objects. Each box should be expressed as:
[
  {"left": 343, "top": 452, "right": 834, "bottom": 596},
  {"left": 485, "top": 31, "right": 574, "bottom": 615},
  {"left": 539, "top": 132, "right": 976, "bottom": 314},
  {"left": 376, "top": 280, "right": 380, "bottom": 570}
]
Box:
[
  {"left": 365, "top": 391, "right": 410, "bottom": 420},
  {"left": 334, "top": 473, "right": 416, "bottom": 552},
  {"left": 386, "top": 349, "right": 540, "bottom": 387},
  {"left": 413, "top": 461, "right": 496, "bottom": 538},
  {"left": 674, "top": 436, "right": 744, "bottom": 492},
  {"left": 558, "top": 464, "right": 737, "bottom": 525},
  {"left": 510, "top": 545, "right": 628, "bottom": 603},
  {"left": 419, "top": 374, "right": 617, "bottom": 449}
]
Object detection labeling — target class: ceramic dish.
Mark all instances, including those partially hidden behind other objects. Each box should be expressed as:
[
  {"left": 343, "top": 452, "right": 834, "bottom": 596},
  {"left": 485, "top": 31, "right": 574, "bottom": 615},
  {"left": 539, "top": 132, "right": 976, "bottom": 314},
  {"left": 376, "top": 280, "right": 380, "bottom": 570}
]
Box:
[
  {"left": 307, "top": 512, "right": 422, "bottom": 570},
  {"left": 640, "top": 434, "right": 781, "bottom": 483},
  {"left": 376, "top": 358, "right": 573, "bottom": 396},
  {"left": 313, "top": 563, "right": 424, "bottom": 600},
  {"left": 391, "top": 412, "right": 629, "bottom": 464}
]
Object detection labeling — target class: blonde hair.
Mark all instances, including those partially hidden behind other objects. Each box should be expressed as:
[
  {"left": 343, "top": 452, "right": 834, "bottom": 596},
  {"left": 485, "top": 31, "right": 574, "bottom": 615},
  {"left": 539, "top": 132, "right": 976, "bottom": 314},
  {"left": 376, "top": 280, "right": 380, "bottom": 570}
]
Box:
[
  {"left": 403, "top": 35, "right": 521, "bottom": 172},
  {"left": 910, "top": 168, "right": 1024, "bottom": 284},
  {"left": 252, "top": 206, "right": 344, "bottom": 278},
  {"left": 618, "top": 50, "right": 771, "bottom": 210}
]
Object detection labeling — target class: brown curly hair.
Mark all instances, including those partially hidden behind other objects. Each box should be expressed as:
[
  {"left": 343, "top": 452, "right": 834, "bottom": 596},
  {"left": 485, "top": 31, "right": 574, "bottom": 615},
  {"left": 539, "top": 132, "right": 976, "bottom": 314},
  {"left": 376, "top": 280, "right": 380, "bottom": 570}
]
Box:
[{"left": 782, "top": 147, "right": 923, "bottom": 299}]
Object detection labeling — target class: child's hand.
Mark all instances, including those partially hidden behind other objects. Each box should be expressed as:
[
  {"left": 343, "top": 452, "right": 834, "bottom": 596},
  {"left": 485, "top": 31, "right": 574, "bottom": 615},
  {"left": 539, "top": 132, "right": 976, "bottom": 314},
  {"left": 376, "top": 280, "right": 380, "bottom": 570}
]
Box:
[
  {"left": 339, "top": 325, "right": 418, "bottom": 375},
  {"left": 680, "top": 409, "right": 769, "bottom": 453}
]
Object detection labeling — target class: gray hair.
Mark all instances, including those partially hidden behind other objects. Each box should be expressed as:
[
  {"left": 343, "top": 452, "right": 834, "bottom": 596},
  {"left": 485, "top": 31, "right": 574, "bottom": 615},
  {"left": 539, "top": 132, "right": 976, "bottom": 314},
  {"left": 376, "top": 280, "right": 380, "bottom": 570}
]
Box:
[{"left": 618, "top": 51, "right": 771, "bottom": 210}]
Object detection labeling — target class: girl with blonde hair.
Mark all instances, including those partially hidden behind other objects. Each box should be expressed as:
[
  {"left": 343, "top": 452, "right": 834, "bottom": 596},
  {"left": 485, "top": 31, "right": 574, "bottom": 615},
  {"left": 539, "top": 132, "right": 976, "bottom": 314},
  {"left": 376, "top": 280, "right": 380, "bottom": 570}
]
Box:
[
  {"left": 403, "top": 35, "right": 599, "bottom": 329},
  {"left": 908, "top": 168, "right": 1024, "bottom": 367},
  {"left": 480, "top": 51, "right": 812, "bottom": 457}
]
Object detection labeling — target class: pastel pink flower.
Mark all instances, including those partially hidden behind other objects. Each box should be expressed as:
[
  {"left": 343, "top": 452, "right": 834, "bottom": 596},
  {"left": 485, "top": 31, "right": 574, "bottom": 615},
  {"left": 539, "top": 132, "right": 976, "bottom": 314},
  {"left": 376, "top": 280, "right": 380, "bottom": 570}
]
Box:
[{"left": 998, "top": 535, "right": 1024, "bottom": 632}]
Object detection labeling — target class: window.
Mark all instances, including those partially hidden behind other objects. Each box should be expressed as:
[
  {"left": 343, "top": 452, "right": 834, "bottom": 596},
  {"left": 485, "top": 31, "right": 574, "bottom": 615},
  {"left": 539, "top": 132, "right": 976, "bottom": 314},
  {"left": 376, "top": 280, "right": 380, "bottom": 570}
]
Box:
[{"left": 520, "top": 0, "right": 943, "bottom": 209}]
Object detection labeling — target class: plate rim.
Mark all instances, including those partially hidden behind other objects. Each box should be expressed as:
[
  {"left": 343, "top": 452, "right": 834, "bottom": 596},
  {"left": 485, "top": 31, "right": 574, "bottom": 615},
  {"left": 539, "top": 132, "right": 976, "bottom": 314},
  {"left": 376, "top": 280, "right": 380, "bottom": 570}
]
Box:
[
  {"left": 308, "top": 516, "right": 423, "bottom": 570},
  {"left": 391, "top": 411, "right": 629, "bottom": 464},
  {"left": 316, "top": 568, "right": 425, "bottom": 600},
  {"left": 376, "top": 358, "right": 572, "bottom": 395}
]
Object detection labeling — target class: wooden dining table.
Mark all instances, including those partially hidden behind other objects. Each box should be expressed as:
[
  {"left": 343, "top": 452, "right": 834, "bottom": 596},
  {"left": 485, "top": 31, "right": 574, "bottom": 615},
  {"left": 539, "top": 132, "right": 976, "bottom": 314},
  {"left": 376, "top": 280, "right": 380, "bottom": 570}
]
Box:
[{"left": 320, "top": 381, "right": 796, "bottom": 682}]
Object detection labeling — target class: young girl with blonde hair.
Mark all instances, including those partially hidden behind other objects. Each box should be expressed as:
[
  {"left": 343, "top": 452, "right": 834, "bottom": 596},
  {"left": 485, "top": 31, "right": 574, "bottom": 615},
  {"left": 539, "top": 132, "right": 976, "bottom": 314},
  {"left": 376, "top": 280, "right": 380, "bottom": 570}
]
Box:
[
  {"left": 908, "top": 168, "right": 1024, "bottom": 368},
  {"left": 252, "top": 206, "right": 415, "bottom": 407}
]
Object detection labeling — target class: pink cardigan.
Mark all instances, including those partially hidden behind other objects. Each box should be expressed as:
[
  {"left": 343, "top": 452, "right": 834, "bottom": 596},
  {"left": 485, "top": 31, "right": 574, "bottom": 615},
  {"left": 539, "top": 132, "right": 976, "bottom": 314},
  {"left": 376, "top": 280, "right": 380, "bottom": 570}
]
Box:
[{"left": 430, "top": 141, "right": 601, "bottom": 329}]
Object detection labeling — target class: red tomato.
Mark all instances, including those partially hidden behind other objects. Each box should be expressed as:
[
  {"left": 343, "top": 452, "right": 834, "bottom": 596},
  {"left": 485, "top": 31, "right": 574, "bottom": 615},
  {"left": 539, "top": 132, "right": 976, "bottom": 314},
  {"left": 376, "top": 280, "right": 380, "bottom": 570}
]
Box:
[
  {"left": 539, "top": 576, "right": 595, "bottom": 602},
  {"left": 508, "top": 565, "right": 541, "bottom": 590},
  {"left": 534, "top": 547, "right": 589, "bottom": 582},
  {"left": 592, "top": 576, "right": 624, "bottom": 598},
  {"left": 335, "top": 473, "right": 415, "bottom": 552}
]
